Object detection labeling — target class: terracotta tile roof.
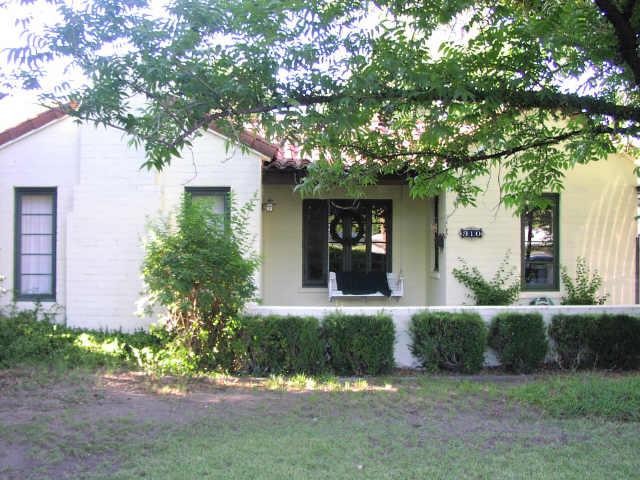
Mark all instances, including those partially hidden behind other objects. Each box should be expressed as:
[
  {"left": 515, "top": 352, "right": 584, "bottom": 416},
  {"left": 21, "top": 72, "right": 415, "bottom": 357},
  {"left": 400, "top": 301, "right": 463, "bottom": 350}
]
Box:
[
  {"left": 211, "top": 126, "right": 311, "bottom": 171},
  {"left": 0, "top": 107, "right": 66, "bottom": 147},
  {"left": 0, "top": 107, "right": 310, "bottom": 171},
  {"left": 265, "top": 143, "right": 312, "bottom": 171},
  {"left": 264, "top": 155, "right": 312, "bottom": 170}
]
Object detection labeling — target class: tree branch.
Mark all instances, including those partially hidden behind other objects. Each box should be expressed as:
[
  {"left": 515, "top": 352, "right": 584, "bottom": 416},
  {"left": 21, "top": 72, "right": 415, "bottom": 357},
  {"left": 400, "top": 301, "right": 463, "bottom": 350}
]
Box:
[
  {"left": 624, "top": 0, "right": 637, "bottom": 18},
  {"left": 64, "top": 84, "right": 640, "bottom": 159},
  {"left": 594, "top": 0, "right": 640, "bottom": 86},
  {"left": 345, "top": 124, "right": 639, "bottom": 170},
  {"left": 163, "top": 87, "right": 640, "bottom": 149}
]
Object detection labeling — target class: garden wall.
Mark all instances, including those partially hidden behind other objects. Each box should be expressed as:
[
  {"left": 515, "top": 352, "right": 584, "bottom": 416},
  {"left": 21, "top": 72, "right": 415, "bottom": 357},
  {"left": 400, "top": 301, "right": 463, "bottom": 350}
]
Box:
[{"left": 246, "top": 304, "right": 640, "bottom": 367}]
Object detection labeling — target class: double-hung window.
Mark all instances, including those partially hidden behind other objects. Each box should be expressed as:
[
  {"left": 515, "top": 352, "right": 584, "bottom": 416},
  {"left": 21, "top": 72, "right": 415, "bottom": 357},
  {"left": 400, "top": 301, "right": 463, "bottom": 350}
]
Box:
[
  {"left": 303, "top": 199, "right": 392, "bottom": 287},
  {"left": 14, "top": 188, "right": 57, "bottom": 300},
  {"left": 521, "top": 194, "right": 559, "bottom": 290}
]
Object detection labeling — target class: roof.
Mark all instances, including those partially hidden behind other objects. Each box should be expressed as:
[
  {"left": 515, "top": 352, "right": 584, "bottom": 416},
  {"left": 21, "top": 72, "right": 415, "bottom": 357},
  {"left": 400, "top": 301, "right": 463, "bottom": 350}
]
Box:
[
  {"left": 0, "top": 107, "right": 66, "bottom": 147},
  {"left": 0, "top": 108, "right": 309, "bottom": 171}
]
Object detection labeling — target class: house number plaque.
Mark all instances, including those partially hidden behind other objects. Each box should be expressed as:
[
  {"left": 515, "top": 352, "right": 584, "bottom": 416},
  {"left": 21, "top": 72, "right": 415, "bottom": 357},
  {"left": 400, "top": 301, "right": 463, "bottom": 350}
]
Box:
[{"left": 460, "top": 228, "right": 483, "bottom": 238}]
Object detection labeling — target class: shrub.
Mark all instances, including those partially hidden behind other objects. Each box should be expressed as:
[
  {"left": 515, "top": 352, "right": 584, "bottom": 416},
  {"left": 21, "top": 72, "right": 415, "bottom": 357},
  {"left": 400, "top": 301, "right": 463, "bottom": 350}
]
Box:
[
  {"left": 548, "top": 314, "right": 596, "bottom": 369},
  {"left": 452, "top": 253, "right": 520, "bottom": 305},
  {"left": 560, "top": 257, "right": 608, "bottom": 305},
  {"left": 237, "top": 315, "right": 325, "bottom": 375},
  {"left": 0, "top": 308, "right": 166, "bottom": 370},
  {"left": 488, "top": 313, "right": 548, "bottom": 373},
  {"left": 322, "top": 313, "right": 395, "bottom": 375},
  {"left": 549, "top": 314, "right": 640, "bottom": 370},
  {"left": 409, "top": 312, "right": 487, "bottom": 373},
  {"left": 588, "top": 315, "right": 640, "bottom": 369},
  {"left": 142, "top": 194, "right": 260, "bottom": 371}
]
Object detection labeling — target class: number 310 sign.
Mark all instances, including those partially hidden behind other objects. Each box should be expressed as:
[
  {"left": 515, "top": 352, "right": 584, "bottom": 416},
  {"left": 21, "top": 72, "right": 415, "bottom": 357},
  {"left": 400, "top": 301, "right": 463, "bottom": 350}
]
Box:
[{"left": 459, "top": 228, "right": 483, "bottom": 238}]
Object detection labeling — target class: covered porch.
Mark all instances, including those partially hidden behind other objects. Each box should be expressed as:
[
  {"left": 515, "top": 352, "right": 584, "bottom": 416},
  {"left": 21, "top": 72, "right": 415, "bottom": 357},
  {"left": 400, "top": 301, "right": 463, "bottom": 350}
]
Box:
[{"left": 259, "top": 180, "right": 444, "bottom": 307}]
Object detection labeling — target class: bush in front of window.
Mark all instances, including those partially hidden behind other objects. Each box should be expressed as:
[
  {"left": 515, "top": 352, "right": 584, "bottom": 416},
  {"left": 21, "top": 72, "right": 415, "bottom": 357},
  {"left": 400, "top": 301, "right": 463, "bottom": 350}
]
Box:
[
  {"left": 322, "top": 313, "right": 395, "bottom": 375},
  {"left": 452, "top": 253, "right": 520, "bottom": 305},
  {"left": 236, "top": 315, "right": 325, "bottom": 375},
  {"left": 550, "top": 314, "right": 640, "bottom": 370},
  {"left": 409, "top": 312, "right": 487, "bottom": 373},
  {"left": 0, "top": 306, "right": 171, "bottom": 370},
  {"left": 488, "top": 313, "right": 548, "bottom": 373},
  {"left": 560, "top": 257, "right": 609, "bottom": 305},
  {"left": 142, "top": 194, "right": 260, "bottom": 372}
]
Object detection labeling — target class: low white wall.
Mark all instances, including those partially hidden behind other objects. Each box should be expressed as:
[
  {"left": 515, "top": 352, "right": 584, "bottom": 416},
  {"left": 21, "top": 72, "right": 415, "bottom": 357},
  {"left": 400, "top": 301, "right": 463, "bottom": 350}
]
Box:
[{"left": 246, "top": 305, "right": 640, "bottom": 368}]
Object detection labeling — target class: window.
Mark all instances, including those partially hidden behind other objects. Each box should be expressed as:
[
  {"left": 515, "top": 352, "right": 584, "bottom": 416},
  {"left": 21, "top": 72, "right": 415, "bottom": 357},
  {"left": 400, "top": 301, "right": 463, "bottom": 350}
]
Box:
[
  {"left": 303, "top": 199, "right": 392, "bottom": 287},
  {"left": 185, "top": 187, "right": 230, "bottom": 223},
  {"left": 302, "top": 200, "right": 328, "bottom": 287},
  {"left": 433, "top": 195, "right": 439, "bottom": 272},
  {"left": 521, "top": 194, "right": 559, "bottom": 290},
  {"left": 14, "top": 188, "right": 57, "bottom": 300}
]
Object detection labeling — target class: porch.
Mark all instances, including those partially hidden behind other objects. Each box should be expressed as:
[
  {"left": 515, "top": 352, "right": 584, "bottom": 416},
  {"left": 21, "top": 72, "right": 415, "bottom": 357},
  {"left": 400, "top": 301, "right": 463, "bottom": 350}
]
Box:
[{"left": 259, "top": 183, "right": 443, "bottom": 307}]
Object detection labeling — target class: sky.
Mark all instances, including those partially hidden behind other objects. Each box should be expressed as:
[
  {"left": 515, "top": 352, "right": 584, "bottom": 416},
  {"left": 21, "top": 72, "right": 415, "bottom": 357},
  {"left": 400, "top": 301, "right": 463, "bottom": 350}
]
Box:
[
  {"left": 0, "top": 0, "right": 170, "bottom": 130},
  {"left": 0, "top": 1, "right": 61, "bottom": 129}
]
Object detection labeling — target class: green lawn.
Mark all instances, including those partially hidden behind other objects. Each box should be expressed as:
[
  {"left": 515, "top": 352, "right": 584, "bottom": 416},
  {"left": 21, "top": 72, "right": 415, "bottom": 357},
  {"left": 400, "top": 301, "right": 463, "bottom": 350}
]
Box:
[{"left": 1, "top": 369, "right": 639, "bottom": 479}]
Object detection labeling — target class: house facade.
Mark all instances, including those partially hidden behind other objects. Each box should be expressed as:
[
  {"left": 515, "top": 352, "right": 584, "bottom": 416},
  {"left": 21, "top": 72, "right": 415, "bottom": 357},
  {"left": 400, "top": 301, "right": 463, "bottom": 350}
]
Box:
[{"left": 0, "top": 111, "right": 638, "bottom": 334}]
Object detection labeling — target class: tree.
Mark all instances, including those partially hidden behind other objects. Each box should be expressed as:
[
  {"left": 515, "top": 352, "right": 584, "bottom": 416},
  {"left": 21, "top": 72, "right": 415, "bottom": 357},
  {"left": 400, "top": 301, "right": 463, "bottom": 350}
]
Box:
[
  {"left": 142, "top": 194, "right": 260, "bottom": 370},
  {"left": 5, "top": 0, "right": 640, "bottom": 207}
]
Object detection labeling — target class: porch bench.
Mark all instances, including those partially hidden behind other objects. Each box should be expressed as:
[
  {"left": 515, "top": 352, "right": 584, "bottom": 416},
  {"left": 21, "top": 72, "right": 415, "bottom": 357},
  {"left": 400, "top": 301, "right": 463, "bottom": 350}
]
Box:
[{"left": 328, "top": 272, "right": 404, "bottom": 301}]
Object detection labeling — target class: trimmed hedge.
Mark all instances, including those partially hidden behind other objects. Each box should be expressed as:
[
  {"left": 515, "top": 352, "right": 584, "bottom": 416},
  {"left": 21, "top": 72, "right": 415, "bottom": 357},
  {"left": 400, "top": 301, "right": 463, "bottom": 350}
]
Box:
[
  {"left": 549, "top": 314, "right": 640, "bottom": 370},
  {"left": 322, "top": 313, "right": 395, "bottom": 375},
  {"left": 237, "top": 315, "right": 325, "bottom": 375},
  {"left": 409, "top": 312, "right": 487, "bottom": 373},
  {"left": 548, "top": 314, "right": 595, "bottom": 369},
  {"left": 489, "top": 313, "right": 548, "bottom": 373}
]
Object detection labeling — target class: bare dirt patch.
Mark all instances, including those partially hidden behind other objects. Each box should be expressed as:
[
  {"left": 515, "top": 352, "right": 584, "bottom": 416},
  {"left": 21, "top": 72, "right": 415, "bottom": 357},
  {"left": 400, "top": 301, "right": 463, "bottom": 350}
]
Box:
[
  {"left": 0, "top": 369, "right": 585, "bottom": 479},
  {"left": 0, "top": 369, "right": 294, "bottom": 479}
]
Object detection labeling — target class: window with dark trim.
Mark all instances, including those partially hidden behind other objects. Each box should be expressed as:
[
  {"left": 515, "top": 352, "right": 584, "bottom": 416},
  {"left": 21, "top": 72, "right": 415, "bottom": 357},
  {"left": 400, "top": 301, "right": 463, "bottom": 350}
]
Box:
[
  {"left": 303, "top": 199, "right": 392, "bottom": 287},
  {"left": 433, "top": 195, "right": 440, "bottom": 272},
  {"left": 185, "top": 187, "right": 230, "bottom": 224},
  {"left": 521, "top": 194, "right": 559, "bottom": 291},
  {"left": 14, "top": 188, "right": 57, "bottom": 301}
]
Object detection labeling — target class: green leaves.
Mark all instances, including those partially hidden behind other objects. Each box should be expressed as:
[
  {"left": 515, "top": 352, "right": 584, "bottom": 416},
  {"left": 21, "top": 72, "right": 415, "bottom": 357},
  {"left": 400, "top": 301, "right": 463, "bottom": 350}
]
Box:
[
  {"left": 452, "top": 252, "right": 521, "bottom": 305},
  {"left": 560, "top": 257, "right": 609, "bottom": 305},
  {"left": 6, "top": 0, "right": 640, "bottom": 205},
  {"left": 141, "top": 194, "right": 260, "bottom": 370}
]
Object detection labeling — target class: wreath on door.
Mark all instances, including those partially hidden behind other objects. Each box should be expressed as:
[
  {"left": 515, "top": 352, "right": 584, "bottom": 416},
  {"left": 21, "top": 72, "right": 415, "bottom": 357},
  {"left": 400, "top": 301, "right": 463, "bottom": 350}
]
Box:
[{"left": 330, "top": 211, "right": 366, "bottom": 245}]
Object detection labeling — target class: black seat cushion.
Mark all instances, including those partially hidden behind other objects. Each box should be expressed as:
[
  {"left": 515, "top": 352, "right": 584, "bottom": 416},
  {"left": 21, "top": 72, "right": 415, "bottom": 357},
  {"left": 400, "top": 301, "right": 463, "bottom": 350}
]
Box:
[{"left": 335, "top": 271, "right": 392, "bottom": 297}]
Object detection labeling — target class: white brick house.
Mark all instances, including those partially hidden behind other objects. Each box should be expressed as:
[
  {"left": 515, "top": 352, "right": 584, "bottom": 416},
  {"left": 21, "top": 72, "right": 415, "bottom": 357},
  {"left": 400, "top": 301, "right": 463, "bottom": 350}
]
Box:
[{"left": 1, "top": 109, "right": 638, "bottom": 337}]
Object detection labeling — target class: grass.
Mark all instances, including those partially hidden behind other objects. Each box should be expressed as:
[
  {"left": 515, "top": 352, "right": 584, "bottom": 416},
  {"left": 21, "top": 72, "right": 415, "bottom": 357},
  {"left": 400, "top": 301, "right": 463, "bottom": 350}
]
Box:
[
  {"left": 1, "top": 368, "right": 639, "bottom": 480},
  {"left": 2, "top": 313, "right": 640, "bottom": 478},
  {"left": 509, "top": 373, "right": 640, "bottom": 422}
]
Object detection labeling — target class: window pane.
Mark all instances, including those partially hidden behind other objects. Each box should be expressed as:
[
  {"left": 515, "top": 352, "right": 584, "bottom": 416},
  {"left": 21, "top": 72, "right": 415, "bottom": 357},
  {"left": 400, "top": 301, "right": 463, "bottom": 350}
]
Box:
[
  {"left": 21, "top": 255, "right": 53, "bottom": 274},
  {"left": 351, "top": 243, "right": 367, "bottom": 272},
  {"left": 21, "top": 234, "right": 53, "bottom": 254},
  {"left": 522, "top": 197, "right": 557, "bottom": 289},
  {"left": 21, "top": 274, "right": 52, "bottom": 295},
  {"left": 21, "top": 215, "right": 53, "bottom": 234},
  {"left": 371, "top": 242, "right": 388, "bottom": 272},
  {"left": 192, "top": 193, "right": 226, "bottom": 215},
  {"left": 21, "top": 195, "right": 53, "bottom": 214},
  {"left": 329, "top": 242, "right": 344, "bottom": 273}
]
